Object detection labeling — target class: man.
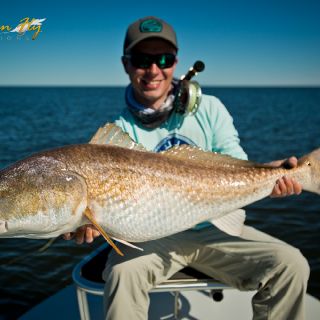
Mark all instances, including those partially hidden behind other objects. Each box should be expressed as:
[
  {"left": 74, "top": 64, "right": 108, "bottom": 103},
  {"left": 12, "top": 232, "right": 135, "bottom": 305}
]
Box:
[{"left": 65, "top": 16, "right": 309, "bottom": 319}]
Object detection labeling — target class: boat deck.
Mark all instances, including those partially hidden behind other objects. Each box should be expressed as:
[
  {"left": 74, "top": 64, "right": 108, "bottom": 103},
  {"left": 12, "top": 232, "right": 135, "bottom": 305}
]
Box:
[{"left": 20, "top": 284, "right": 320, "bottom": 320}]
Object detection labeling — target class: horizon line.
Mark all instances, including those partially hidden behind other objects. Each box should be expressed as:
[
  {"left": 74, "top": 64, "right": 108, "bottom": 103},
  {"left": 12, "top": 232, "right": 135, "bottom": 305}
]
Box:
[{"left": 1, "top": 84, "right": 320, "bottom": 88}]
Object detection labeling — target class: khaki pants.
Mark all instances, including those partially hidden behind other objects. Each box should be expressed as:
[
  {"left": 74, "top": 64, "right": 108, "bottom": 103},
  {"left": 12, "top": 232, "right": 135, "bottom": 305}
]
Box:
[{"left": 103, "top": 225, "right": 310, "bottom": 320}]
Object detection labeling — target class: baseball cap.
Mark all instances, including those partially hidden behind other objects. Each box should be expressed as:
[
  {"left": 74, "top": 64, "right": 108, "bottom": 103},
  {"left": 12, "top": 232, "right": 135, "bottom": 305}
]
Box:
[{"left": 123, "top": 16, "right": 178, "bottom": 54}]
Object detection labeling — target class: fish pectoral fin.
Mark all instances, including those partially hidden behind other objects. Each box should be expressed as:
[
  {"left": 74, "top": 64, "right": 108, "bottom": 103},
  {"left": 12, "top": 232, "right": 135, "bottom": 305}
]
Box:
[
  {"left": 210, "top": 209, "right": 246, "bottom": 236},
  {"left": 111, "top": 237, "right": 144, "bottom": 251},
  {"left": 83, "top": 208, "right": 124, "bottom": 256}
]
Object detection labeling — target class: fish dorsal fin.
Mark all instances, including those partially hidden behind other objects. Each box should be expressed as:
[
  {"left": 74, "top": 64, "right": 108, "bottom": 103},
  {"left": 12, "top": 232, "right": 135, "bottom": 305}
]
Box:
[
  {"left": 161, "top": 145, "right": 261, "bottom": 169},
  {"left": 89, "top": 123, "right": 146, "bottom": 151}
]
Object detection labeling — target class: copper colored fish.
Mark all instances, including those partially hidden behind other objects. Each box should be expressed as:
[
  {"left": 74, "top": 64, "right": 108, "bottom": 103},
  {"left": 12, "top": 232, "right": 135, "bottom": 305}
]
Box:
[{"left": 0, "top": 124, "right": 319, "bottom": 255}]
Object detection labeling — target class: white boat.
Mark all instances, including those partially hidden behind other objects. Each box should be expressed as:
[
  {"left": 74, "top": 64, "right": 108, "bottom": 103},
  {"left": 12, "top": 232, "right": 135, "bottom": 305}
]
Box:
[{"left": 20, "top": 243, "right": 320, "bottom": 320}]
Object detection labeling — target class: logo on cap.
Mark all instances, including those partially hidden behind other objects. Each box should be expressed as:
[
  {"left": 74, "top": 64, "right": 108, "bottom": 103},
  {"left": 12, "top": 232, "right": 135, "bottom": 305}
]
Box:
[{"left": 140, "top": 19, "right": 162, "bottom": 33}]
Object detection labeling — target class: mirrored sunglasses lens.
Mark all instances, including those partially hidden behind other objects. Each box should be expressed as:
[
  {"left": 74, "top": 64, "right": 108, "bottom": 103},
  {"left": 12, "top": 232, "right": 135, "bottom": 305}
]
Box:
[
  {"left": 130, "top": 54, "right": 175, "bottom": 69},
  {"left": 158, "top": 54, "right": 175, "bottom": 68}
]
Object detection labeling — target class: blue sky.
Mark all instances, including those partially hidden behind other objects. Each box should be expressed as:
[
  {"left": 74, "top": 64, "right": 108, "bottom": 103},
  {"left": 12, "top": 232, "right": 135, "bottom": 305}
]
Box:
[{"left": 1, "top": 0, "right": 320, "bottom": 86}]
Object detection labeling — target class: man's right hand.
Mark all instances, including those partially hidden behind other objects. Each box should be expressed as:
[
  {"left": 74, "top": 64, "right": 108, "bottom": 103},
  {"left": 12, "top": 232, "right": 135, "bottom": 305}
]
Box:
[{"left": 63, "top": 225, "right": 101, "bottom": 244}]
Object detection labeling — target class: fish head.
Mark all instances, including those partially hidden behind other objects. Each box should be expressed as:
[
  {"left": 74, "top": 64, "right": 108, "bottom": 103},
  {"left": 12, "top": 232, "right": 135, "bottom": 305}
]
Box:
[
  {"left": 0, "top": 184, "right": 46, "bottom": 238},
  {"left": 0, "top": 156, "right": 87, "bottom": 238},
  {"left": 0, "top": 172, "right": 28, "bottom": 237},
  {"left": 0, "top": 173, "right": 86, "bottom": 238},
  {"left": 0, "top": 174, "right": 66, "bottom": 238}
]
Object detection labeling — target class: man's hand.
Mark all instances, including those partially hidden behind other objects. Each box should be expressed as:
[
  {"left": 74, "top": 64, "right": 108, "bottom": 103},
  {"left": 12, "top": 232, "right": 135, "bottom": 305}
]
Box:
[
  {"left": 63, "top": 225, "right": 101, "bottom": 244},
  {"left": 267, "top": 156, "right": 302, "bottom": 197}
]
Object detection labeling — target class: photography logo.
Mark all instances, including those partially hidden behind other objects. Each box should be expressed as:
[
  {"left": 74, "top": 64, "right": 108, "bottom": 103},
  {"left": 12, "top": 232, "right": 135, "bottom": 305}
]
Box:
[{"left": 1, "top": 17, "right": 46, "bottom": 40}]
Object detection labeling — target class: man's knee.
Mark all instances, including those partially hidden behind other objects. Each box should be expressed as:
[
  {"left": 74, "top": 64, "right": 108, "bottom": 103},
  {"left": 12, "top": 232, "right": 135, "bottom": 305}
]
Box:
[
  {"left": 104, "top": 260, "right": 134, "bottom": 280},
  {"left": 273, "top": 244, "right": 310, "bottom": 283},
  {"left": 103, "top": 259, "right": 151, "bottom": 290},
  {"left": 289, "top": 248, "right": 310, "bottom": 283}
]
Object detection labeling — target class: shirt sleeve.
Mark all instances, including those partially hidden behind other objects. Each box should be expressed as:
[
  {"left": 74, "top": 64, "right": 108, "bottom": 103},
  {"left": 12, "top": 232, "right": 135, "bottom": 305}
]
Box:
[{"left": 209, "top": 97, "right": 248, "bottom": 160}]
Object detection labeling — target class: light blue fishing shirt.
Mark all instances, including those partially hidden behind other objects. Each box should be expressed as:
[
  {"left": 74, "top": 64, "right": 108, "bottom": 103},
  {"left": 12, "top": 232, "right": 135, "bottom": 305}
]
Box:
[{"left": 113, "top": 94, "right": 248, "bottom": 230}]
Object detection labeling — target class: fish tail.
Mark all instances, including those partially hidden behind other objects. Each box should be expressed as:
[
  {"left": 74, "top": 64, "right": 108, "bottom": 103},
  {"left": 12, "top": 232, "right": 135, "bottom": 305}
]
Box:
[{"left": 298, "top": 148, "right": 320, "bottom": 195}]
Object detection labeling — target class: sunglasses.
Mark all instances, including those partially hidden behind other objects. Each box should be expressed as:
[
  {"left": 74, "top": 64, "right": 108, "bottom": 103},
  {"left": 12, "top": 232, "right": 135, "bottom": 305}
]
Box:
[{"left": 125, "top": 53, "right": 176, "bottom": 69}]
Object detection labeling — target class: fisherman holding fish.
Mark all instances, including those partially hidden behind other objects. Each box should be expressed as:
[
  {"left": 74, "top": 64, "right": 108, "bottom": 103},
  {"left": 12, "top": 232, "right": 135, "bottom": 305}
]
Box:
[{"left": 65, "top": 17, "right": 309, "bottom": 320}]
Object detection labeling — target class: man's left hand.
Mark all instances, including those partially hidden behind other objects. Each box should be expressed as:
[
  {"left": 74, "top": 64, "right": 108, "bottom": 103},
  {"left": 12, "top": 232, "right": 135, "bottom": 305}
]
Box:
[{"left": 63, "top": 225, "right": 101, "bottom": 244}]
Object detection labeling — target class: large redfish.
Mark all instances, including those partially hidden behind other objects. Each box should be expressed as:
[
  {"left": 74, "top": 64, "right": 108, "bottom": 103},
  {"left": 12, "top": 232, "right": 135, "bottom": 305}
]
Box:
[{"left": 0, "top": 124, "right": 319, "bottom": 255}]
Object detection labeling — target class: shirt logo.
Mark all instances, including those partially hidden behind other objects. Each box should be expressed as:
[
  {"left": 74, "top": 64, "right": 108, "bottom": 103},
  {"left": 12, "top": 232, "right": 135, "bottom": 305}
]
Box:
[
  {"left": 154, "top": 134, "right": 196, "bottom": 152},
  {"left": 140, "top": 19, "right": 162, "bottom": 33}
]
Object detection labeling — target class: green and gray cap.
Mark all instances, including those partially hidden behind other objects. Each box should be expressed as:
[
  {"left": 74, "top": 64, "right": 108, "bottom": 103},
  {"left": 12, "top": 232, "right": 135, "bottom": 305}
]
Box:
[{"left": 123, "top": 16, "right": 178, "bottom": 54}]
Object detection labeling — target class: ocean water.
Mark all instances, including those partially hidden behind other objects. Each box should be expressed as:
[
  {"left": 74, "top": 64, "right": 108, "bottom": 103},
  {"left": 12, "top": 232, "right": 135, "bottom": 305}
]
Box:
[{"left": 0, "top": 87, "right": 319, "bottom": 319}]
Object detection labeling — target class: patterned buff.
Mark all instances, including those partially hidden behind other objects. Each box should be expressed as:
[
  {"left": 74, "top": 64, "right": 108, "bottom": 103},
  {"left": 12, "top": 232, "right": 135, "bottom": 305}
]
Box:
[{"left": 125, "top": 81, "right": 178, "bottom": 128}]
